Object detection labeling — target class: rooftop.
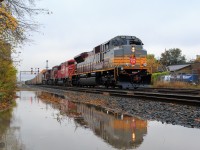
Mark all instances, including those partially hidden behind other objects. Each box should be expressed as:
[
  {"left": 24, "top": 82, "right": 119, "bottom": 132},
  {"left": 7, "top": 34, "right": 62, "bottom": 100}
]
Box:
[{"left": 167, "top": 64, "right": 191, "bottom": 72}]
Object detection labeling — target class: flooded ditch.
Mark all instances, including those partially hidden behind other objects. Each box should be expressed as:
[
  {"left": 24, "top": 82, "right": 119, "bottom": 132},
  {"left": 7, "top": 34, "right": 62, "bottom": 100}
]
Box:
[{"left": 0, "top": 90, "right": 200, "bottom": 150}]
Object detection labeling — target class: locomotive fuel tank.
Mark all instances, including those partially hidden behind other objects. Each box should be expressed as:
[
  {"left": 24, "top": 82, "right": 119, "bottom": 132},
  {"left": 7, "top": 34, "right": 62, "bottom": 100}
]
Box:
[
  {"left": 79, "top": 73, "right": 97, "bottom": 86},
  {"left": 79, "top": 77, "right": 96, "bottom": 86}
]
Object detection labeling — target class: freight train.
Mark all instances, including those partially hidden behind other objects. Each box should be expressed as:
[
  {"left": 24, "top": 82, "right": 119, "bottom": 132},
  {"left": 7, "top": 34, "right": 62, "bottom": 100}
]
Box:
[{"left": 26, "top": 36, "right": 151, "bottom": 89}]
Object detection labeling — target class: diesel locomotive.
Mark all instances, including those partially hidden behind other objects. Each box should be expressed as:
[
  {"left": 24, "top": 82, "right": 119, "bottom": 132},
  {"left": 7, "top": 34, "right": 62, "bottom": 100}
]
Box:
[{"left": 27, "top": 36, "right": 151, "bottom": 89}]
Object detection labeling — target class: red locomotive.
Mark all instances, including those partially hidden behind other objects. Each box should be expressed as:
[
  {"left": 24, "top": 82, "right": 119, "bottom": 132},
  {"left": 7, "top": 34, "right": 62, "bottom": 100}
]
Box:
[{"left": 42, "top": 59, "right": 75, "bottom": 86}]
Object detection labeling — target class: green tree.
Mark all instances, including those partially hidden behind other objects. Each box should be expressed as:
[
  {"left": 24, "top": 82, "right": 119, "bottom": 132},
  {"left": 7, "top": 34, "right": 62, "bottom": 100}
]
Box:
[{"left": 160, "top": 48, "right": 186, "bottom": 66}]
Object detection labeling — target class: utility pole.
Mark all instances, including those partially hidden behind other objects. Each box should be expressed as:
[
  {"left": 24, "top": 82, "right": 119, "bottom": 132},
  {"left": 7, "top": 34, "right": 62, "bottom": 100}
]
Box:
[{"left": 46, "top": 60, "right": 48, "bottom": 70}]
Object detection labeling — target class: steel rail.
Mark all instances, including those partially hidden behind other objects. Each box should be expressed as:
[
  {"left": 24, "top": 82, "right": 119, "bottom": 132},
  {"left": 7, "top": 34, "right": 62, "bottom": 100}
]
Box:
[{"left": 30, "top": 85, "right": 200, "bottom": 105}]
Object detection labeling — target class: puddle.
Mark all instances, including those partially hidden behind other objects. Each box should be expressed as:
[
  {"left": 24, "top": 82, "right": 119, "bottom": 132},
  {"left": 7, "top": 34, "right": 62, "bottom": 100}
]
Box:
[{"left": 0, "top": 90, "right": 200, "bottom": 150}]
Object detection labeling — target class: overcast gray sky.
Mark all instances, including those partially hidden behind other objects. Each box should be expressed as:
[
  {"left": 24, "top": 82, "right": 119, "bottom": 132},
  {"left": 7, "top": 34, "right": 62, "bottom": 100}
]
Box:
[{"left": 17, "top": 0, "right": 200, "bottom": 80}]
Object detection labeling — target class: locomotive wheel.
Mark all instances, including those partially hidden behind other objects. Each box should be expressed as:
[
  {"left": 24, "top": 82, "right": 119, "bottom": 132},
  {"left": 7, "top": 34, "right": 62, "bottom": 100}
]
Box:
[{"left": 132, "top": 83, "right": 139, "bottom": 89}]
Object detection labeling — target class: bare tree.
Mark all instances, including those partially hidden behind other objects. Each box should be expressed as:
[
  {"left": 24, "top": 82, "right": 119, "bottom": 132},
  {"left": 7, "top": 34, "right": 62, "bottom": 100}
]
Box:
[{"left": 0, "top": 0, "right": 48, "bottom": 45}]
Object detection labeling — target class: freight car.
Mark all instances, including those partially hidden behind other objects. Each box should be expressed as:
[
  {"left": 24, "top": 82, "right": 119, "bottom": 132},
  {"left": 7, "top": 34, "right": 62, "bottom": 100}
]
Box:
[
  {"left": 27, "top": 36, "right": 151, "bottom": 89},
  {"left": 25, "top": 72, "right": 43, "bottom": 85}
]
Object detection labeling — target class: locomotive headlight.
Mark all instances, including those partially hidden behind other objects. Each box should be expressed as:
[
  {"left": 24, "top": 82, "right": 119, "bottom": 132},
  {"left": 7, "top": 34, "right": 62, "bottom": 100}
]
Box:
[{"left": 131, "top": 47, "right": 135, "bottom": 52}]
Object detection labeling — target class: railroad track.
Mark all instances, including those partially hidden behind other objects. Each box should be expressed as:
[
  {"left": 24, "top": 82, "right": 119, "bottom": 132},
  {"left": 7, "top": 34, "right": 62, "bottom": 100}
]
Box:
[{"left": 30, "top": 85, "right": 200, "bottom": 105}]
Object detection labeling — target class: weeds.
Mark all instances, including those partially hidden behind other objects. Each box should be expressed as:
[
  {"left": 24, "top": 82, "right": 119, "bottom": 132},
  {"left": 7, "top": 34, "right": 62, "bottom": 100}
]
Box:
[{"left": 153, "top": 81, "right": 200, "bottom": 89}]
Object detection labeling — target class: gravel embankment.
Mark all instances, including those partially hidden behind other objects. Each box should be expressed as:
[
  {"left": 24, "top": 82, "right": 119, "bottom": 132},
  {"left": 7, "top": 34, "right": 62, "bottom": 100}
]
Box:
[{"left": 21, "top": 85, "right": 200, "bottom": 128}]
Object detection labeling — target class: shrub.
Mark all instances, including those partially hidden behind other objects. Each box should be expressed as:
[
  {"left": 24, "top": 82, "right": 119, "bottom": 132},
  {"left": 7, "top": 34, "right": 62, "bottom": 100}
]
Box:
[{"left": 151, "top": 71, "right": 170, "bottom": 84}]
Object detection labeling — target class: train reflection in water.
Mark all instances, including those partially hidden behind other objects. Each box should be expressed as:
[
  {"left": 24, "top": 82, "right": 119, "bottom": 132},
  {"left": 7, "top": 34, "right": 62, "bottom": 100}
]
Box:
[
  {"left": 75, "top": 105, "right": 147, "bottom": 149},
  {"left": 39, "top": 92, "right": 147, "bottom": 149}
]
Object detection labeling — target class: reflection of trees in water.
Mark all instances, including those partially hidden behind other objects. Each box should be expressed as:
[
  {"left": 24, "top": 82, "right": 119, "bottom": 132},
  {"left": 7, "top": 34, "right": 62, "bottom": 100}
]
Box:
[
  {"left": 0, "top": 127, "right": 26, "bottom": 150},
  {"left": 0, "top": 108, "right": 25, "bottom": 150},
  {"left": 0, "top": 109, "right": 12, "bottom": 136},
  {"left": 38, "top": 92, "right": 148, "bottom": 149}
]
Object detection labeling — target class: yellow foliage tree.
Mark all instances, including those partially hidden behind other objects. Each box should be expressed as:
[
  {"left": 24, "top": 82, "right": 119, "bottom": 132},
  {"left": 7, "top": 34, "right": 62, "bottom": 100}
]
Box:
[
  {"left": 194, "top": 55, "right": 200, "bottom": 63},
  {"left": 0, "top": 42, "right": 17, "bottom": 104},
  {"left": 0, "top": 4, "right": 17, "bottom": 106},
  {"left": 0, "top": 6, "right": 18, "bottom": 30},
  {"left": 147, "top": 54, "right": 160, "bottom": 74},
  {"left": 1, "top": 0, "right": 50, "bottom": 46},
  {"left": 0, "top": 4, "right": 23, "bottom": 50},
  {"left": 0, "top": 0, "right": 48, "bottom": 107}
]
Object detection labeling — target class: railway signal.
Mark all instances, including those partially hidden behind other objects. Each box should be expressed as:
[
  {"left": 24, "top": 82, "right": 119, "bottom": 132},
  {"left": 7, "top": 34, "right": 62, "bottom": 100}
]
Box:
[{"left": 31, "top": 68, "right": 33, "bottom": 74}]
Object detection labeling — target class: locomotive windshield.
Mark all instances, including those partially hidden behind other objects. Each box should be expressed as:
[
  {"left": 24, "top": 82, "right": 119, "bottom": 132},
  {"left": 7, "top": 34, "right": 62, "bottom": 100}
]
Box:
[
  {"left": 109, "top": 36, "right": 143, "bottom": 47},
  {"left": 52, "top": 67, "right": 58, "bottom": 71},
  {"left": 68, "top": 61, "right": 74, "bottom": 65},
  {"left": 129, "top": 39, "right": 142, "bottom": 45}
]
